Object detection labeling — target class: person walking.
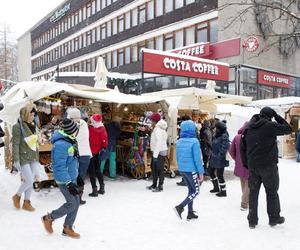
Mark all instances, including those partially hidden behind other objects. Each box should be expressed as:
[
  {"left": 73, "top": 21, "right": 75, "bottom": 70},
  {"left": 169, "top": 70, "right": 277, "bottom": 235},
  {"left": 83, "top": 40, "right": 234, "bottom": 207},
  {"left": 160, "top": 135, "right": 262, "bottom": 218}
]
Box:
[
  {"left": 67, "top": 108, "right": 92, "bottom": 205},
  {"left": 208, "top": 121, "right": 230, "bottom": 197},
  {"left": 200, "top": 120, "right": 212, "bottom": 176},
  {"left": 229, "top": 122, "right": 249, "bottom": 210},
  {"left": 42, "top": 118, "right": 81, "bottom": 238},
  {"left": 240, "top": 107, "right": 292, "bottom": 229},
  {"left": 146, "top": 112, "right": 168, "bottom": 192},
  {"left": 12, "top": 103, "right": 40, "bottom": 212},
  {"left": 88, "top": 114, "right": 108, "bottom": 197},
  {"left": 296, "top": 128, "right": 300, "bottom": 162},
  {"left": 174, "top": 120, "right": 204, "bottom": 220}
]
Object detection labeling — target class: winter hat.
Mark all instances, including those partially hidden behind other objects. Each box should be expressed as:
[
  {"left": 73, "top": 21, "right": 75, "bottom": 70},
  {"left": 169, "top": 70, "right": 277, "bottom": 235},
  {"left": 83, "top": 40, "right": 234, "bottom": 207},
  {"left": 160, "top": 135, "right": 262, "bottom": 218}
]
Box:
[
  {"left": 215, "top": 121, "right": 227, "bottom": 131},
  {"left": 150, "top": 112, "right": 161, "bottom": 122},
  {"left": 61, "top": 118, "right": 79, "bottom": 136},
  {"left": 67, "top": 108, "right": 81, "bottom": 121},
  {"left": 260, "top": 107, "right": 275, "bottom": 119},
  {"left": 91, "top": 114, "right": 103, "bottom": 127}
]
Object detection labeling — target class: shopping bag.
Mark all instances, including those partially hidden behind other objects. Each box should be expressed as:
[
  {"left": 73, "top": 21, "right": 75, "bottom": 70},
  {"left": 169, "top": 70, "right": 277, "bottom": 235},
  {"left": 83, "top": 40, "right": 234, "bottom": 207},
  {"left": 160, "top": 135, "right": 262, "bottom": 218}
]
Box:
[{"left": 99, "top": 148, "right": 109, "bottom": 161}]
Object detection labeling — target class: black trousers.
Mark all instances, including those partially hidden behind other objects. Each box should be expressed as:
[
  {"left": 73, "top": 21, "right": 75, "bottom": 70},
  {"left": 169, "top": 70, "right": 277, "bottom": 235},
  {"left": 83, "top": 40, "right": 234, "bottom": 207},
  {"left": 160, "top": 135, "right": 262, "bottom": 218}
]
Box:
[
  {"left": 208, "top": 167, "right": 225, "bottom": 183},
  {"left": 151, "top": 155, "right": 165, "bottom": 187},
  {"left": 88, "top": 154, "right": 104, "bottom": 189},
  {"left": 202, "top": 155, "right": 209, "bottom": 170},
  {"left": 248, "top": 166, "right": 281, "bottom": 223}
]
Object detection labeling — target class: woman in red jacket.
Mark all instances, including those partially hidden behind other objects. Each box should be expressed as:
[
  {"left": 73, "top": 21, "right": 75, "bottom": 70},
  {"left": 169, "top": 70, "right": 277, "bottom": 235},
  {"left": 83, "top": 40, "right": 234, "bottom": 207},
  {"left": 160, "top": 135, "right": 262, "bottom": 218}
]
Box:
[{"left": 88, "top": 114, "right": 108, "bottom": 197}]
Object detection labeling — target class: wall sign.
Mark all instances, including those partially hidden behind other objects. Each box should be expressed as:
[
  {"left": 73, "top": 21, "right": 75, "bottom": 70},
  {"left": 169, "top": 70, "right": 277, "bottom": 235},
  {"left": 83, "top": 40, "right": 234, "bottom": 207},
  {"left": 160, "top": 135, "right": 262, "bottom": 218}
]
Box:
[
  {"left": 243, "top": 36, "right": 259, "bottom": 52},
  {"left": 258, "top": 70, "right": 291, "bottom": 88},
  {"left": 50, "top": 3, "right": 71, "bottom": 23},
  {"left": 170, "top": 43, "right": 210, "bottom": 57},
  {"left": 143, "top": 49, "right": 229, "bottom": 81}
]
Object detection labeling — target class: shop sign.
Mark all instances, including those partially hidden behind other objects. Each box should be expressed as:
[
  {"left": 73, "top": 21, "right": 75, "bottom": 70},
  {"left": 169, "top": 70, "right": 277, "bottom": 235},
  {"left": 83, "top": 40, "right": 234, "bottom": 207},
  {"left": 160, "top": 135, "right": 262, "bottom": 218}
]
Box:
[
  {"left": 50, "top": 3, "right": 71, "bottom": 23},
  {"left": 170, "top": 43, "right": 210, "bottom": 57},
  {"left": 243, "top": 36, "right": 259, "bottom": 52},
  {"left": 143, "top": 49, "right": 229, "bottom": 81},
  {"left": 258, "top": 70, "right": 291, "bottom": 88}
]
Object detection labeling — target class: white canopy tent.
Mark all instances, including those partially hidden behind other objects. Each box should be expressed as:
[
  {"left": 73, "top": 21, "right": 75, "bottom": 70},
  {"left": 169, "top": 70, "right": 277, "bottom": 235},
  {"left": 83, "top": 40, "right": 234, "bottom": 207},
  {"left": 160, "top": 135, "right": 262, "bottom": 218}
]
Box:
[{"left": 0, "top": 81, "right": 166, "bottom": 125}]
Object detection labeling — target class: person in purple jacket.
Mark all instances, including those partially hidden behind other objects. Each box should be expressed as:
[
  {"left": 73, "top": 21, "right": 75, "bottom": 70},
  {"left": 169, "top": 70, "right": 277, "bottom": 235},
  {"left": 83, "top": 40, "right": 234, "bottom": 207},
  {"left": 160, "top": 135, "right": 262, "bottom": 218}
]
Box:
[{"left": 229, "top": 122, "right": 249, "bottom": 211}]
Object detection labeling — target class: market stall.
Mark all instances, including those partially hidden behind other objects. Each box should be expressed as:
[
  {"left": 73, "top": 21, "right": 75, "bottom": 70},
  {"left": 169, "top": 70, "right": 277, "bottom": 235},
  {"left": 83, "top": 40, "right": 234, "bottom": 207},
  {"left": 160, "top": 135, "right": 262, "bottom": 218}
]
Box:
[{"left": 0, "top": 81, "right": 169, "bottom": 185}]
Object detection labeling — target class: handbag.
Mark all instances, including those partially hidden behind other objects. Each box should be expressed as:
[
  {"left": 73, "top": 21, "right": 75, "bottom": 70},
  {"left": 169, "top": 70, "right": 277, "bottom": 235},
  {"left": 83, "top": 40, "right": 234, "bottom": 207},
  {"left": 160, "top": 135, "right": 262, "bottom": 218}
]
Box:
[{"left": 99, "top": 148, "right": 109, "bottom": 161}]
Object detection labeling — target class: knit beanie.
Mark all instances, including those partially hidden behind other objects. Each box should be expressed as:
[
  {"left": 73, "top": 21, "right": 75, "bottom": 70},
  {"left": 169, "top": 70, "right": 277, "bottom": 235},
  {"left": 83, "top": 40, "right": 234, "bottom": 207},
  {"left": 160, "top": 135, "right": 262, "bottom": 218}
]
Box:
[
  {"left": 67, "top": 108, "right": 81, "bottom": 121},
  {"left": 91, "top": 114, "right": 103, "bottom": 128},
  {"left": 61, "top": 118, "right": 79, "bottom": 136},
  {"left": 260, "top": 107, "right": 275, "bottom": 119},
  {"left": 150, "top": 112, "right": 161, "bottom": 122}
]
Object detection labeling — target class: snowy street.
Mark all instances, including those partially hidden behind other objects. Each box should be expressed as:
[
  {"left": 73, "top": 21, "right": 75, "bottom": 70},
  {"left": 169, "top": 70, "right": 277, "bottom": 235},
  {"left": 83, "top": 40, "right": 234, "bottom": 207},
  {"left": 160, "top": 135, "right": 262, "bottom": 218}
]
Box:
[{"left": 0, "top": 158, "right": 299, "bottom": 250}]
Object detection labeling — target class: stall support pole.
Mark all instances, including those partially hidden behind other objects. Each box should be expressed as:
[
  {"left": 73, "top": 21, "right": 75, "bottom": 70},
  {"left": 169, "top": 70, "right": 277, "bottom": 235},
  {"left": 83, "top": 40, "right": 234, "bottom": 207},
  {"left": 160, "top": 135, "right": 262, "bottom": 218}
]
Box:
[{"left": 141, "top": 51, "right": 144, "bottom": 96}]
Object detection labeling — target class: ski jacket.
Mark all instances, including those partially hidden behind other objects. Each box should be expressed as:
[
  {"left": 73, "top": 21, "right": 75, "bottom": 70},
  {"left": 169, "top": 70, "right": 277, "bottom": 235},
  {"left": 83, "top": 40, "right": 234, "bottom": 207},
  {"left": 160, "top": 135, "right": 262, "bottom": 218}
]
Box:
[
  {"left": 89, "top": 124, "right": 108, "bottom": 154},
  {"left": 150, "top": 119, "right": 168, "bottom": 158}
]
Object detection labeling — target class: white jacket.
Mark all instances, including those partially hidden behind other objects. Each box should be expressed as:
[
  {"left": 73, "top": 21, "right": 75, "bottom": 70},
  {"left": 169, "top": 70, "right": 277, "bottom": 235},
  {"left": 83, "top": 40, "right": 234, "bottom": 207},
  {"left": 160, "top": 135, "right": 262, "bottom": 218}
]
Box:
[
  {"left": 150, "top": 119, "right": 168, "bottom": 158},
  {"left": 76, "top": 119, "right": 92, "bottom": 157}
]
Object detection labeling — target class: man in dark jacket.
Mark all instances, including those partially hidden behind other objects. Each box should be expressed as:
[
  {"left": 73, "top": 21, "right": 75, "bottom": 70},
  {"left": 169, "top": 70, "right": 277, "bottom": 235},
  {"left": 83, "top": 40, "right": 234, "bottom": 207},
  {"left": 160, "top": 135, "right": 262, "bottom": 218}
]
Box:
[
  {"left": 240, "top": 107, "right": 291, "bottom": 229},
  {"left": 200, "top": 120, "right": 212, "bottom": 176}
]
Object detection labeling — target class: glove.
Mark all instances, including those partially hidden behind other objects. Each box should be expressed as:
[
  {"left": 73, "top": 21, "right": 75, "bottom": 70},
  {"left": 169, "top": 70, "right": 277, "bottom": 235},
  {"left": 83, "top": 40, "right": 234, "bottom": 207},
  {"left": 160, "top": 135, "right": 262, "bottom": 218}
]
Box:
[
  {"left": 67, "top": 182, "right": 79, "bottom": 196},
  {"left": 77, "top": 175, "right": 85, "bottom": 187},
  {"left": 14, "top": 161, "right": 21, "bottom": 171}
]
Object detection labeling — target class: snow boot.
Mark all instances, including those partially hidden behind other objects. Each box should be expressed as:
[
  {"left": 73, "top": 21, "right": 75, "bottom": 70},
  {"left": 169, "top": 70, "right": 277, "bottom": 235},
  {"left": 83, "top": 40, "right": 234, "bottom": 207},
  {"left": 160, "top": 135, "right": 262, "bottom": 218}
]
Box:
[
  {"left": 12, "top": 194, "right": 21, "bottom": 209},
  {"left": 216, "top": 183, "right": 227, "bottom": 197},
  {"left": 62, "top": 226, "right": 80, "bottom": 239},
  {"left": 174, "top": 204, "right": 184, "bottom": 219},
  {"left": 210, "top": 178, "right": 220, "bottom": 193},
  {"left": 187, "top": 211, "right": 198, "bottom": 220},
  {"left": 89, "top": 188, "right": 98, "bottom": 197},
  {"left": 176, "top": 178, "right": 186, "bottom": 186},
  {"left": 42, "top": 214, "right": 53, "bottom": 234},
  {"left": 22, "top": 200, "right": 35, "bottom": 211},
  {"left": 146, "top": 184, "right": 156, "bottom": 190},
  {"left": 98, "top": 184, "right": 105, "bottom": 195},
  {"left": 78, "top": 186, "right": 86, "bottom": 205},
  {"left": 152, "top": 185, "right": 163, "bottom": 192},
  {"left": 269, "top": 216, "right": 285, "bottom": 227}
]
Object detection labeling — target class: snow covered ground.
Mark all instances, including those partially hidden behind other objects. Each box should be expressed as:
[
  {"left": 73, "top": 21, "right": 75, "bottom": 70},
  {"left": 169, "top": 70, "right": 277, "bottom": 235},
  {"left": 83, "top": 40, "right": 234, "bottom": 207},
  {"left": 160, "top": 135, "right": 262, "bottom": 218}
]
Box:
[{"left": 0, "top": 157, "right": 299, "bottom": 250}]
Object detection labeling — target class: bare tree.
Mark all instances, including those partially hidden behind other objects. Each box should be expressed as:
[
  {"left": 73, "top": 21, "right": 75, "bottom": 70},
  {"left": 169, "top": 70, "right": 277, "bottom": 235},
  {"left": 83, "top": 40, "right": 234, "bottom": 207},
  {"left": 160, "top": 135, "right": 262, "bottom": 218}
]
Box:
[{"left": 218, "top": 0, "right": 300, "bottom": 57}]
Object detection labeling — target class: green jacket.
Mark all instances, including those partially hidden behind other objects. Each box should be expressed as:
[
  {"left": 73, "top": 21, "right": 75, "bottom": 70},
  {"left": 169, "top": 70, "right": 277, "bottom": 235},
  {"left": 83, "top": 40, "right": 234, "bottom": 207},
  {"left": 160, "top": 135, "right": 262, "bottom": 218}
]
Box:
[{"left": 12, "top": 121, "right": 39, "bottom": 166}]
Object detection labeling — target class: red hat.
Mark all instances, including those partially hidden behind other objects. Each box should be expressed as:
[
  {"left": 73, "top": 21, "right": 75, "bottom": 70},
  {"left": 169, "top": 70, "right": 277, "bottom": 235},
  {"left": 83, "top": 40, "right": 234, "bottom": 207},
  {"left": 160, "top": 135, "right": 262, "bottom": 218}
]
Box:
[
  {"left": 91, "top": 114, "right": 102, "bottom": 122},
  {"left": 150, "top": 112, "right": 161, "bottom": 122}
]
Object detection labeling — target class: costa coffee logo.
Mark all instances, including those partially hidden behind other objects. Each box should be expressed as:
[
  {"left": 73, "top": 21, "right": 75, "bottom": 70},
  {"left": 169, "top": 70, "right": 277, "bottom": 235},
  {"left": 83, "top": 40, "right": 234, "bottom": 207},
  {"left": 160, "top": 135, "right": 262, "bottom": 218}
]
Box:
[{"left": 243, "top": 36, "right": 259, "bottom": 52}]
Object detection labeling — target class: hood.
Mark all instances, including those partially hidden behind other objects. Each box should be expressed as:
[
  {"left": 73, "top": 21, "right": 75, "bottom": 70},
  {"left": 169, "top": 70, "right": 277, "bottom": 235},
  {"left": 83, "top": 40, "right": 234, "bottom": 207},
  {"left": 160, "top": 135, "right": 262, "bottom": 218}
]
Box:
[
  {"left": 180, "top": 120, "right": 196, "bottom": 138},
  {"left": 51, "top": 130, "right": 75, "bottom": 144},
  {"left": 238, "top": 122, "right": 249, "bottom": 134},
  {"left": 249, "top": 114, "right": 268, "bottom": 129},
  {"left": 156, "top": 119, "right": 167, "bottom": 130}
]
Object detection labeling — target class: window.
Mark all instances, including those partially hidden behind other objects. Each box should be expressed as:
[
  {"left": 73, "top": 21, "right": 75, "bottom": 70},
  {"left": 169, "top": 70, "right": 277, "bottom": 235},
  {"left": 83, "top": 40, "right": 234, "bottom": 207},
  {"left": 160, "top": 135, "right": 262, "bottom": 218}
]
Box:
[
  {"left": 138, "top": 5, "right": 146, "bottom": 24},
  {"left": 101, "top": 24, "right": 107, "bottom": 39},
  {"left": 86, "top": 59, "right": 92, "bottom": 72},
  {"left": 92, "top": 1, "right": 96, "bottom": 15},
  {"left": 92, "top": 29, "right": 96, "bottom": 43},
  {"left": 112, "top": 50, "right": 118, "bottom": 67},
  {"left": 118, "top": 49, "right": 124, "bottom": 66},
  {"left": 113, "top": 18, "right": 118, "bottom": 35},
  {"left": 185, "top": 26, "right": 195, "bottom": 45},
  {"left": 79, "top": 9, "right": 82, "bottom": 22},
  {"left": 86, "top": 31, "right": 91, "bottom": 46},
  {"left": 97, "top": 26, "right": 101, "bottom": 41},
  {"left": 210, "top": 19, "right": 218, "bottom": 43},
  {"left": 107, "top": 21, "right": 112, "bottom": 37},
  {"left": 175, "top": 0, "right": 184, "bottom": 9},
  {"left": 125, "top": 12, "right": 131, "bottom": 29},
  {"left": 74, "top": 11, "right": 79, "bottom": 25},
  {"left": 107, "top": 0, "right": 111, "bottom": 5},
  {"left": 155, "top": 36, "right": 163, "bottom": 50},
  {"left": 186, "top": 0, "right": 195, "bottom": 4},
  {"left": 87, "top": 2, "right": 91, "bottom": 18},
  {"left": 165, "top": 0, "right": 173, "bottom": 13},
  {"left": 146, "top": 38, "right": 155, "bottom": 49},
  {"left": 132, "top": 8, "right": 138, "bottom": 26},
  {"left": 74, "top": 37, "right": 79, "bottom": 51},
  {"left": 138, "top": 42, "right": 146, "bottom": 61},
  {"left": 101, "top": 0, "right": 106, "bottom": 9},
  {"left": 83, "top": 6, "right": 87, "bottom": 20},
  {"left": 147, "top": 1, "right": 154, "bottom": 20},
  {"left": 118, "top": 15, "right": 124, "bottom": 33},
  {"left": 82, "top": 34, "right": 86, "bottom": 47},
  {"left": 131, "top": 45, "right": 138, "bottom": 62},
  {"left": 97, "top": 0, "right": 101, "bottom": 11},
  {"left": 125, "top": 47, "right": 130, "bottom": 64},
  {"left": 106, "top": 52, "right": 112, "bottom": 69},
  {"left": 196, "top": 22, "right": 208, "bottom": 43},
  {"left": 156, "top": 0, "right": 163, "bottom": 16},
  {"left": 164, "top": 33, "right": 174, "bottom": 50},
  {"left": 175, "top": 30, "right": 184, "bottom": 48}
]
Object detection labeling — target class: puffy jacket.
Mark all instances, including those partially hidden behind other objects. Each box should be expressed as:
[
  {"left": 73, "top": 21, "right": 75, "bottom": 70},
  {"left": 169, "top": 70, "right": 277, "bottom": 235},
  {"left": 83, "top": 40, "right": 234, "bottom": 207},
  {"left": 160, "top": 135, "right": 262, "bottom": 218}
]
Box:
[
  {"left": 176, "top": 120, "right": 204, "bottom": 174},
  {"left": 76, "top": 119, "right": 92, "bottom": 157},
  {"left": 89, "top": 124, "right": 108, "bottom": 154},
  {"left": 51, "top": 130, "right": 78, "bottom": 185},
  {"left": 200, "top": 121, "right": 212, "bottom": 157},
  {"left": 150, "top": 119, "right": 168, "bottom": 158}
]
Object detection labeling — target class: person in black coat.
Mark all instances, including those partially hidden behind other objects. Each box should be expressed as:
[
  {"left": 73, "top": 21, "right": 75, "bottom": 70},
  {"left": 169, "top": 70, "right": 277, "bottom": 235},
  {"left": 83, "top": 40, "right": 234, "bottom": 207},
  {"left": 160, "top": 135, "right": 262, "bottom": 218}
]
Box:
[
  {"left": 208, "top": 121, "right": 230, "bottom": 197},
  {"left": 200, "top": 120, "right": 212, "bottom": 176},
  {"left": 240, "top": 107, "right": 291, "bottom": 229},
  {"left": 296, "top": 128, "right": 300, "bottom": 162}
]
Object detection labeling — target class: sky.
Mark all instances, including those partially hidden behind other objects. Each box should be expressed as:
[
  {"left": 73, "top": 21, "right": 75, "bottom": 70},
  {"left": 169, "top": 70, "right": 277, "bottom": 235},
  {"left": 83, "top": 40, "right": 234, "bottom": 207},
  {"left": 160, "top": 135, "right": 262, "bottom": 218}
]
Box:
[{"left": 0, "top": 0, "right": 64, "bottom": 42}]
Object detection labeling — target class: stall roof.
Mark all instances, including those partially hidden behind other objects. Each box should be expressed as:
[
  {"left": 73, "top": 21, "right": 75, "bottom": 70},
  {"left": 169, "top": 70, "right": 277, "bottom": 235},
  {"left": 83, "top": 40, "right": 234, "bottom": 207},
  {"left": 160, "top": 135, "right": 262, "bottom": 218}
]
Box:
[
  {"left": 248, "top": 96, "right": 300, "bottom": 108},
  {"left": 0, "top": 81, "right": 164, "bottom": 124}
]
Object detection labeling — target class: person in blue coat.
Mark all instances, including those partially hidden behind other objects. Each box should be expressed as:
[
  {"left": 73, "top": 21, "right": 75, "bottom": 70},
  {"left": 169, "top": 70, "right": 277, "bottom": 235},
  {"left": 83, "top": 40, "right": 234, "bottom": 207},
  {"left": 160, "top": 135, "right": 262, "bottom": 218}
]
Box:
[
  {"left": 42, "top": 118, "right": 81, "bottom": 239},
  {"left": 174, "top": 120, "right": 204, "bottom": 220}
]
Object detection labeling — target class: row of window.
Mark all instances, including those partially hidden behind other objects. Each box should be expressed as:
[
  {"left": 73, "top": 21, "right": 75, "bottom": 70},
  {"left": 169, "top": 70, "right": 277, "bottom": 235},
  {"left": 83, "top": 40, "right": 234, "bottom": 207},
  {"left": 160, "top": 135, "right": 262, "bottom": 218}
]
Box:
[
  {"left": 32, "top": 0, "right": 197, "bottom": 50},
  {"left": 32, "top": 18, "right": 217, "bottom": 71}
]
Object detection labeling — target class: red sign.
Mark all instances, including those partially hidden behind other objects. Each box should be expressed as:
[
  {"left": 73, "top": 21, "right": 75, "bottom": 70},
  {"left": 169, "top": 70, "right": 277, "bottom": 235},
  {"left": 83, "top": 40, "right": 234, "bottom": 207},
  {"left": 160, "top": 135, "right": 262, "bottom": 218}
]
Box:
[
  {"left": 243, "top": 36, "right": 259, "bottom": 52},
  {"left": 258, "top": 70, "right": 291, "bottom": 88},
  {"left": 170, "top": 43, "right": 210, "bottom": 57},
  {"left": 143, "top": 49, "right": 229, "bottom": 81}
]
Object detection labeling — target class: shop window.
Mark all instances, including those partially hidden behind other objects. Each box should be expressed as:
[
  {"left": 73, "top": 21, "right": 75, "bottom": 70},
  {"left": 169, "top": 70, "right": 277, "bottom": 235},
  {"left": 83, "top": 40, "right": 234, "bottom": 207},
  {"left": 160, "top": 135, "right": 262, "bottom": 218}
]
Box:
[
  {"left": 241, "top": 83, "right": 257, "bottom": 99},
  {"left": 118, "top": 15, "right": 125, "bottom": 33},
  {"left": 175, "top": 76, "right": 188, "bottom": 88},
  {"left": 165, "top": 0, "right": 173, "bottom": 13},
  {"left": 241, "top": 68, "right": 257, "bottom": 83},
  {"left": 258, "top": 85, "right": 273, "bottom": 99},
  {"left": 155, "top": 35, "right": 163, "bottom": 50},
  {"left": 138, "top": 5, "right": 146, "bottom": 24},
  {"left": 125, "top": 47, "right": 131, "bottom": 64},
  {"left": 196, "top": 23, "right": 208, "bottom": 43},
  {"left": 156, "top": 0, "right": 163, "bottom": 16},
  {"left": 175, "top": 30, "right": 184, "bottom": 48},
  {"left": 107, "top": 21, "right": 112, "bottom": 37},
  {"left": 125, "top": 12, "right": 131, "bottom": 29},
  {"left": 185, "top": 26, "right": 195, "bottom": 45},
  {"left": 156, "top": 76, "right": 174, "bottom": 89},
  {"left": 143, "top": 78, "right": 156, "bottom": 93},
  {"left": 113, "top": 18, "right": 118, "bottom": 35},
  {"left": 210, "top": 19, "right": 218, "bottom": 43},
  {"left": 147, "top": 1, "right": 154, "bottom": 20},
  {"left": 118, "top": 49, "right": 124, "bottom": 66},
  {"left": 175, "top": 0, "right": 184, "bottom": 9},
  {"left": 132, "top": 8, "right": 138, "bottom": 26},
  {"left": 164, "top": 33, "right": 174, "bottom": 50}
]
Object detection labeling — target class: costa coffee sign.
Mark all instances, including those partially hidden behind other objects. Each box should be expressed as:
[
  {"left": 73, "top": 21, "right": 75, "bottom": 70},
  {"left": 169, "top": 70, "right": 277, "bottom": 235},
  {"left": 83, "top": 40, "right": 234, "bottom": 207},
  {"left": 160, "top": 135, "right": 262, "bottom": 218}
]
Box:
[
  {"left": 258, "top": 70, "right": 291, "bottom": 88},
  {"left": 170, "top": 43, "right": 210, "bottom": 57},
  {"left": 142, "top": 49, "right": 229, "bottom": 81}
]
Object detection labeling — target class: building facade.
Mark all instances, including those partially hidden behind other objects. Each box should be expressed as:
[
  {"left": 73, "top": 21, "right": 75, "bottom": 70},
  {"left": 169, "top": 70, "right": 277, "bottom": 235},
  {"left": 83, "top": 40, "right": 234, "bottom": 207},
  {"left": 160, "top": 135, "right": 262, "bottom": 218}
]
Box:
[{"left": 17, "top": 0, "right": 300, "bottom": 99}]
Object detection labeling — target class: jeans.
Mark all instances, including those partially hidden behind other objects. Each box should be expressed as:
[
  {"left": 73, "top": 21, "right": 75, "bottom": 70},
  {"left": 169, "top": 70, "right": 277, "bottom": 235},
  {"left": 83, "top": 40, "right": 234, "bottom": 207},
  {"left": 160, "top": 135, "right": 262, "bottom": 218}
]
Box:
[
  {"left": 78, "top": 156, "right": 91, "bottom": 180},
  {"left": 49, "top": 184, "right": 80, "bottom": 227},
  {"left": 179, "top": 172, "right": 200, "bottom": 212},
  {"left": 17, "top": 161, "right": 40, "bottom": 200}
]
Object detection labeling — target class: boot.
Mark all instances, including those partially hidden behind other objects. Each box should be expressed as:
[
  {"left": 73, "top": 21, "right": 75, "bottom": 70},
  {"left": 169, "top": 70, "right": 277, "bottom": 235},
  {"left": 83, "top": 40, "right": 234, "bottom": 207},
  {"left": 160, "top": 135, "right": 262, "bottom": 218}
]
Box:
[
  {"left": 174, "top": 204, "right": 184, "bottom": 219},
  {"left": 152, "top": 185, "right": 163, "bottom": 192},
  {"left": 210, "top": 178, "right": 220, "bottom": 193},
  {"left": 269, "top": 216, "right": 285, "bottom": 227},
  {"left": 22, "top": 200, "right": 35, "bottom": 211},
  {"left": 62, "top": 225, "right": 80, "bottom": 239},
  {"left": 146, "top": 184, "right": 156, "bottom": 190},
  {"left": 187, "top": 211, "right": 198, "bottom": 220},
  {"left": 42, "top": 214, "right": 54, "bottom": 234},
  {"left": 12, "top": 194, "right": 21, "bottom": 209},
  {"left": 98, "top": 184, "right": 105, "bottom": 195},
  {"left": 78, "top": 186, "right": 86, "bottom": 205},
  {"left": 89, "top": 188, "right": 98, "bottom": 197},
  {"left": 176, "top": 178, "right": 186, "bottom": 186},
  {"left": 216, "top": 183, "right": 227, "bottom": 197}
]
